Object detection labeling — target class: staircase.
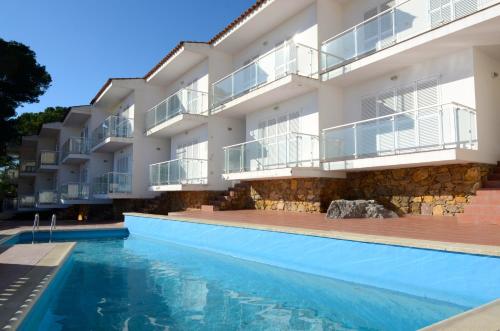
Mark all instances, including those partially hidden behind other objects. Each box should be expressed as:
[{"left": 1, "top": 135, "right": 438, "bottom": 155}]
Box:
[
  {"left": 201, "top": 183, "right": 251, "bottom": 212},
  {"left": 458, "top": 162, "right": 500, "bottom": 225}
]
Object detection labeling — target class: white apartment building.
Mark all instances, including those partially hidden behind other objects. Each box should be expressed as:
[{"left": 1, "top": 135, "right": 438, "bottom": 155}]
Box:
[{"left": 12, "top": 0, "right": 500, "bottom": 213}]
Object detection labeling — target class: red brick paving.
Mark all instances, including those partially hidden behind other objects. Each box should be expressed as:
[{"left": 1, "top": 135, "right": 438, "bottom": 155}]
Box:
[{"left": 169, "top": 210, "right": 500, "bottom": 246}]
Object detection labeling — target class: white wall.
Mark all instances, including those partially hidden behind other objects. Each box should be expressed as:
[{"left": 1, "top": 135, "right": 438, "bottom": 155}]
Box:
[
  {"left": 245, "top": 92, "right": 319, "bottom": 140},
  {"left": 340, "top": 49, "right": 476, "bottom": 123},
  {"left": 232, "top": 4, "right": 318, "bottom": 69},
  {"left": 473, "top": 48, "right": 500, "bottom": 162}
]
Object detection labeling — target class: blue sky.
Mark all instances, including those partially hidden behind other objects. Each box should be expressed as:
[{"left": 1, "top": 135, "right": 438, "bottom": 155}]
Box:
[{"left": 0, "top": 0, "right": 254, "bottom": 115}]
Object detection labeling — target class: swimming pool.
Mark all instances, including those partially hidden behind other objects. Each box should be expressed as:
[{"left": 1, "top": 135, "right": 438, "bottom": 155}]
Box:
[{"left": 20, "top": 235, "right": 467, "bottom": 330}]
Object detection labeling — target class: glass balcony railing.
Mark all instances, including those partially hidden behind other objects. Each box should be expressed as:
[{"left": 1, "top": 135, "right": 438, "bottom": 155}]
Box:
[
  {"left": 92, "top": 172, "right": 132, "bottom": 195},
  {"left": 321, "top": 0, "right": 498, "bottom": 72},
  {"left": 322, "top": 103, "right": 477, "bottom": 162},
  {"left": 39, "top": 151, "right": 59, "bottom": 167},
  {"left": 212, "top": 42, "right": 319, "bottom": 108},
  {"left": 60, "top": 183, "right": 90, "bottom": 200},
  {"left": 37, "top": 190, "right": 59, "bottom": 205},
  {"left": 18, "top": 195, "right": 35, "bottom": 209},
  {"left": 2, "top": 198, "right": 18, "bottom": 211},
  {"left": 149, "top": 158, "right": 208, "bottom": 186},
  {"left": 223, "top": 132, "right": 320, "bottom": 174},
  {"left": 91, "top": 115, "right": 133, "bottom": 148},
  {"left": 62, "top": 137, "right": 89, "bottom": 160},
  {"left": 20, "top": 160, "right": 37, "bottom": 173},
  {"left": 145, "top": 88, "right": 208, "bottom": 131}
]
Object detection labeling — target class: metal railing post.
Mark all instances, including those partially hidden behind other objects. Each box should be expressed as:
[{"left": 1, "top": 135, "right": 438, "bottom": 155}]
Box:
[{"left": 353, "top": 124, "right": 358, "bottom": 159}]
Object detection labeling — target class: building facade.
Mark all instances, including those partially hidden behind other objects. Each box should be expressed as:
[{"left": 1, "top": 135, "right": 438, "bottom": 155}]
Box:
[{"left": 12, "top": 0, "right": 500, "bottom": 216}]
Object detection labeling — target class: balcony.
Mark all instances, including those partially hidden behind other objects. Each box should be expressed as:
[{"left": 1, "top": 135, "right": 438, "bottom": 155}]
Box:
[
  {"left": 91, "top": 116, "right": 133, "bottom": 153},
  {"left": 321, "top": 0, "right": 500, "bottom": 82},
  {"left": 61, "top": 137, "right": 90, "bottom": 164},
  {"left": 19, "top": 160, "right": 37, "bottom": 176},
  {"left": 322, "top": 103, "right": 478, "bottom": 171},
  {"left": 60, "top": 183, "right": 90, "bottom": 203},
  {"left": 149, "top": 158, "right": 208, "bottom": 191},
  {"left": 38, "top": 151, "right": 59, "bottom": 171},
  {"left": 18, "top": 195, "right": 36, "bottom": 210},
  {"left": 145, "top": 88, "right": 209, "bottom": 137},
  {"left": 223, "top": 132, "right": 336, "bottom": 180},
  {"left": 36, "top": 190, "right": 61, "bottom": 208},
  {"left": 211, "top": 42, "right": 320, "bottom": 117},
  {"left": 92, "top": 172, "right": 132, "bottom": 198}
]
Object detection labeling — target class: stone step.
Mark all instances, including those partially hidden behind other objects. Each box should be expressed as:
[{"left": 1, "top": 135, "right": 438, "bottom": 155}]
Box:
[
  {"left": 463, "top": 204, "right": 500, "bottom": 215},
  {"left": 484, "top": 180, "right": 500, "bottom": 188},
  {"left": 488, "top": 173, "right": 500, "bottom": 180},
  {"left": 201, "top": 204, "right": 219, "bottom": 212},
  {"left": 457, "top": 214, "right": 500, "bottom": 225}
]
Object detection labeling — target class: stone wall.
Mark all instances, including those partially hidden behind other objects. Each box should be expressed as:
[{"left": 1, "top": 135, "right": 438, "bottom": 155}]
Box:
[
  {"left": 346, "top": 164, "right": 493, "bottom": 216},
  {"left": 164, "top": 191, "right": 225, "bottom": 212},
  {"left": 249, "top": 178, "right": 347, "bottom": 213}
]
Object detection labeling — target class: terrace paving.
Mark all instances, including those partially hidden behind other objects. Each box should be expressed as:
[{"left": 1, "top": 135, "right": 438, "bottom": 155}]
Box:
[{"left": 158, "top": 210, "right": 500, "bottom": 256}]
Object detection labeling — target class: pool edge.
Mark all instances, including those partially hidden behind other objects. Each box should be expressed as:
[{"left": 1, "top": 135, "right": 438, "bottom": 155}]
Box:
[{"left": 124, "top": 212, "right": 500, "bottom": 257}]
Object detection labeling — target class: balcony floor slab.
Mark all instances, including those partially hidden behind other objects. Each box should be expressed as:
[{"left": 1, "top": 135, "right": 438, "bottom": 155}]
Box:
[
  {"left": 61, "top": 154, "right": 90, "bottom": 165},
  {"left": 212, "top": 74, "right": 320, "bottom": 118},
  {"left": 149, "top": 183, "right": 208, "bottom": 192},
  {"left": 223, "top": 167, "right": 344, "bottom": 181},
  {"left": 91, "top": 137, "right": 133, "bottom": 153},
  {"left": 146, "top": 114, "right": 208, "bottom": 137},
  {"left": 323, "top": 148, "right": 495, "bottom": 172}
]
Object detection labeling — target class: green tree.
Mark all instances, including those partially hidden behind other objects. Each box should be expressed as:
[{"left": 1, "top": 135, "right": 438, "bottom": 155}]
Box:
[
  {"left": 15, "top": 106, "right": 68, "bottom": 137},
  {"left": 0, "top": 38, "right": 52, "bottom": 159}
]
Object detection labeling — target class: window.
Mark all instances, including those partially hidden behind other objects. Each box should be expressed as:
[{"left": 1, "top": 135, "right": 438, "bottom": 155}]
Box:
[
  {"left": 116, "top": 153, "right": 131, "bottom": 174},
  {"left": 361, "top": 78, "right": 439, "bottom": 120},
  {"left": 176, "top": 139, "right": 200, "bottom": 159}
]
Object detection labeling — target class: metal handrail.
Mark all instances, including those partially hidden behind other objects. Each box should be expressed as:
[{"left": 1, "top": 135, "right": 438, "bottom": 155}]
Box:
[
  {"left": 223, "top": 131, "right": 319, "bottom": 149},
  {"left": 322, "top": 102, "right": 475, "bottom": 132},
  {"left": 32, "top": 213, "right": 39, "bottom": 244},
  {"left": 49, "top": 214, "right": 56, "bottom": 243},
  {"left": 149, "top": 157, "right": 208, "bottom": 167}
]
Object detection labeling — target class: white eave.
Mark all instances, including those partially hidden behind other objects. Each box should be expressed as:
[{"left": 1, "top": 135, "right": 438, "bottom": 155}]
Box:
[
  {"left": 146, "top": 43, "right": 212, "bottom": 85},
  {"left": 212, "top": 0, "right": 315, "bottom": 54},
  {"left": 93, "top": 79, "right": 144, "bottom": 109},
  {"left": 63, "top": 106, "right": 92, "bottom": 128},
  {"left": 39, "top": 122, "right": 61, "bottom": 138}
]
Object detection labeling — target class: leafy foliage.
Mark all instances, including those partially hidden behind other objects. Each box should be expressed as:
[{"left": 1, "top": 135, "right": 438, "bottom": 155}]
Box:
[
  {"left": 0, "top": 38, "right": 52, "bottom": 158},
  {"left": 14, "top": 106, "right": 68, "bottom": 137}
]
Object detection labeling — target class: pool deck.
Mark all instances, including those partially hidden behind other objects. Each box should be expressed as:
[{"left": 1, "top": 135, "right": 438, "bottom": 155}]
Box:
[
  {"left": 147, "top": 210, "right": 500, "bottom": 256},
  {"left": 0, "top": 242, "right": 75, "bottom": 330}
]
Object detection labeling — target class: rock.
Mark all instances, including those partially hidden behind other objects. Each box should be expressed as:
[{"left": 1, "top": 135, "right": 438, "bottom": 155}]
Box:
[{"left": 326, "top": 200, "right": 398, "bottom": 219}]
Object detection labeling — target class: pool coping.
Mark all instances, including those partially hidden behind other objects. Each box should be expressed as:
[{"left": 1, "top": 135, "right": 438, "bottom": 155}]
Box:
[
  {"left": 124, "top": 212, "right": 500, "bottom": 257},
  {"left": 419, "top": 298, "right": 500, "bottom": 330},
  {"left": 1, "top": 241, "right": 75, "bottom": 331}
]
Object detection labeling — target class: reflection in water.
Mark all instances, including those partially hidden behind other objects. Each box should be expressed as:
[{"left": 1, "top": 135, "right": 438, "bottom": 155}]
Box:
[{"left": 30, "top": 237, "right": 467, "bottom": 331}]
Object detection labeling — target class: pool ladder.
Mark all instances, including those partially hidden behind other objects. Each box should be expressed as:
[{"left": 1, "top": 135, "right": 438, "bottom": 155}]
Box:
[
  {"left": 31, "top": 213, "right": 57, "bottom": 243},
  {"left": 32, "top": 213, "right": 40, "bottom": 244},
  {"left": 49, "top": 214, "right": 56, "bottom": 243}
]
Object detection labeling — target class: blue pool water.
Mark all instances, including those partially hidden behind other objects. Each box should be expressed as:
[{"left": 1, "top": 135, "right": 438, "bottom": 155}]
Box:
[{"left": 21, "top": 235, "right": 468, "bottom": 331}]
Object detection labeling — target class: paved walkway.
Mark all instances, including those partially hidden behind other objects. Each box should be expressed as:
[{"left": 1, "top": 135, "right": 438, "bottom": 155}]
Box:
[
  {"left": 0, "top": 242, "right": 75, "bottom": 329},
  {"left": 168, "top": 210, "right": 500, "bottom": 246}
]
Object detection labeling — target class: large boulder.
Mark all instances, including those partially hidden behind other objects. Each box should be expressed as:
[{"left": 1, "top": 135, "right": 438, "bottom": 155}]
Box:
[{"left": 326, "top": 200, "right": 398, "bottom": 219}]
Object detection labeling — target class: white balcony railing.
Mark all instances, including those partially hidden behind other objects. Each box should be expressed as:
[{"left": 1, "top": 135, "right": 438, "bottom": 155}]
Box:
[
  {"left": 20, "top": 160, "right": 37, "bottom": 173},
  {"left": 149, "top": 158, "right": 208, "bottom": 186},
  {"left": 321, "top": 0, "right": 498, "bottom": 72},
  {"left": 91, "top": 115, "right": 133, "bottom": 148},
  {"left": 39, "top": 151, "right": 59, "bottom": 167},
  {"left": 37, "top": 190, "right": 59, "bottom": 205},
  {"left": 18, "top": 195, "right": 35, "bottom": 209},
  {"left": 60, "top": 183, "right": 90, "bottom": 200},
  {"left": 145, "top": 88, "right": 208, "bottom": 131},
  {"left": 322, "top": 103, "right": 477, "bottom": 162},
  {"left": 212, "top": 42, "right": 319, "bottom": 108},
  {"left": 224, "top": 132, "right": 320, "bottom": 174},
  {"left": 62, "top": 137, "right": 89, "bottom": 160},
  {"left": 92, "top": 172, "right": 132, "bottom": 195}
]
